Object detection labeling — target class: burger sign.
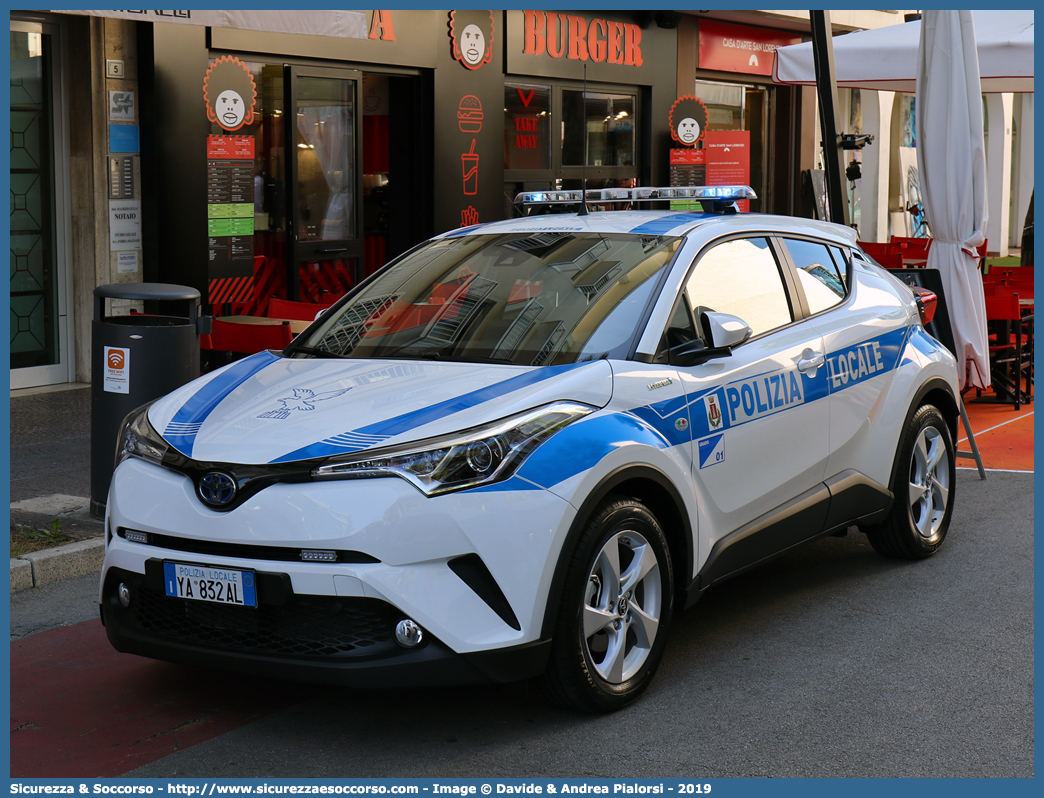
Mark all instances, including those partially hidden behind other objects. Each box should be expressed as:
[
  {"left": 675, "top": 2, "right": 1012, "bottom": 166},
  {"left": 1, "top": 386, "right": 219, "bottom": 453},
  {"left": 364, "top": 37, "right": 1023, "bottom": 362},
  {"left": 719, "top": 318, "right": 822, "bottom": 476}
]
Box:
[{"left": 458, "top": 95, "right": 483, "bottom": 133}]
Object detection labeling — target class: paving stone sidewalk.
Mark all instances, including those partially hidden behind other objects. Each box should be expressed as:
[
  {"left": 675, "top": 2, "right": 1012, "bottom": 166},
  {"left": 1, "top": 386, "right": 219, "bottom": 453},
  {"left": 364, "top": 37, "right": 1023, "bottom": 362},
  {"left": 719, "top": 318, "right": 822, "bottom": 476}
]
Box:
[{"left": 10, "top": 385, "right": 105, "bottom": 592}]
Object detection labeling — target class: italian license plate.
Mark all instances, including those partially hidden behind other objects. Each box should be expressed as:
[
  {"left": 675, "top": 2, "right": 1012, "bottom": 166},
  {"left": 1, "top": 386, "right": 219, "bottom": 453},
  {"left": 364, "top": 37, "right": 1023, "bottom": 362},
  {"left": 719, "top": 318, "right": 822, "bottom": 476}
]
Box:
[{"left": 163, "top": 562, "right": 257, "bottom": 608}]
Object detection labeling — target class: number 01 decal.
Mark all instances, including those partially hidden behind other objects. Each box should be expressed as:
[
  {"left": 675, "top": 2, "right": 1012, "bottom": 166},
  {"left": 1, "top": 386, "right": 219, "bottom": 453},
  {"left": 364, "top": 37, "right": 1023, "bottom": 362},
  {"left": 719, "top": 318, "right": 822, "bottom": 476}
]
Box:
[{"left": 697, "top": 433, "right": 725, "bottom": 469}]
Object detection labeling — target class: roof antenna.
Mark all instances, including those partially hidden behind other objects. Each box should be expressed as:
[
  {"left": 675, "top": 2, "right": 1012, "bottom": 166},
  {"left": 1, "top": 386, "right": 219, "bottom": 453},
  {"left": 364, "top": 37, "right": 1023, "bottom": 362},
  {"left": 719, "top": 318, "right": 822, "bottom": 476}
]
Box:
[{"left": 578, "top": 63, "right": 590, "bottom": 217}]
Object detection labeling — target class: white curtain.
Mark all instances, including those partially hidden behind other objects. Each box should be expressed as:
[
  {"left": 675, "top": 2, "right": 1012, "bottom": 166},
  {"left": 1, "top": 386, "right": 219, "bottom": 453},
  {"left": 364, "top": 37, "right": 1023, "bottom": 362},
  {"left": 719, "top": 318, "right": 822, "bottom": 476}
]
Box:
[
  {"left": 297, "top": 106, "right": 352, "bottom": 240},
  {"left": 916, "top": 10, "right": 990, "bottom": 390}
]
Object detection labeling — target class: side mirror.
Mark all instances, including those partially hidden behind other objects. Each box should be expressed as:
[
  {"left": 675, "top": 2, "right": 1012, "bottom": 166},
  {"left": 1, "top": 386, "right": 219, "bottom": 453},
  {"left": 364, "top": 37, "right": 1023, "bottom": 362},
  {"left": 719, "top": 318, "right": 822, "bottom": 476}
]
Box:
[
  {"left": 669, "top": 311, "right": 752, "bottom": 367},
  {"left": 668, "top": 338, "right": 711, "bottom": 367},
  {"left": 701, "top": 311, "right": 752, "bottom": 349}
]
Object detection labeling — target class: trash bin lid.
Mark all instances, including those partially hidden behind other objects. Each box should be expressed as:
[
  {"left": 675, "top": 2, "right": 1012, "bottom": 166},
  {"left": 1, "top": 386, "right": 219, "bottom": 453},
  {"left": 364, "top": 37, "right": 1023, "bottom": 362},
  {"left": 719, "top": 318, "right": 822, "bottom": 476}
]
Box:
[{"left": 95, "top": 283, "right": 200, "bottom": 302}]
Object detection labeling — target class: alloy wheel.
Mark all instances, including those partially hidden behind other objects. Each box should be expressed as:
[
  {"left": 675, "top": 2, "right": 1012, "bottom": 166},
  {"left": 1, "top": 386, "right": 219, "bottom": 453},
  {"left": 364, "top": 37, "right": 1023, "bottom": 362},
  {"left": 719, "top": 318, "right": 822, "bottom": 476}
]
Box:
[{"left": 582, "top": 530, "right": 662, "bottom": 684}]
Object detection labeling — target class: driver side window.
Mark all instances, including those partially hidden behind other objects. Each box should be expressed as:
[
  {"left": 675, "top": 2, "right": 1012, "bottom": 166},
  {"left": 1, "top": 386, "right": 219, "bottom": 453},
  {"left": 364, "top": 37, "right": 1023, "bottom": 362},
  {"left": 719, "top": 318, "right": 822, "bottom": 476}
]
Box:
[{"left": 684, "top": 237, "right": 792, "bottom": 339}]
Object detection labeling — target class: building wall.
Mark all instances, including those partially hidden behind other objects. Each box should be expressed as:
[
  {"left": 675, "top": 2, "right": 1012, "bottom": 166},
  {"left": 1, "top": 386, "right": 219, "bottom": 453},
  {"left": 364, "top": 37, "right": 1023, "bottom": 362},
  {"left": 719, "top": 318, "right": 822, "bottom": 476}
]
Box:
[
  {"left": 66, "top": 14, "right": 145, "bottom": 382},
  {"left": 21, "top": 9, "right": 1028, "bottom": 391}
]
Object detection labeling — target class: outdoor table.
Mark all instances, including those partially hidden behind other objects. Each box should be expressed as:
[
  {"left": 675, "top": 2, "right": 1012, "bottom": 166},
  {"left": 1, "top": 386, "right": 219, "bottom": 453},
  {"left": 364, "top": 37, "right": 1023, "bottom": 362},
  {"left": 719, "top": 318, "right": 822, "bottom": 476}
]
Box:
[{"left": 217, "top": 315, "right": 311, "bottom": 336}]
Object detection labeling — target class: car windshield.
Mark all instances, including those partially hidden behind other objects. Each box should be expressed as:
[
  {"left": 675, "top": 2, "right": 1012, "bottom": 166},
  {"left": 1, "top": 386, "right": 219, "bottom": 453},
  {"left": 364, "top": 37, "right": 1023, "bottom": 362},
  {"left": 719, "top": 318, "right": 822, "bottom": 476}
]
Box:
[{"left": 292, "top": 232, "right": 681, "bottom": 366}]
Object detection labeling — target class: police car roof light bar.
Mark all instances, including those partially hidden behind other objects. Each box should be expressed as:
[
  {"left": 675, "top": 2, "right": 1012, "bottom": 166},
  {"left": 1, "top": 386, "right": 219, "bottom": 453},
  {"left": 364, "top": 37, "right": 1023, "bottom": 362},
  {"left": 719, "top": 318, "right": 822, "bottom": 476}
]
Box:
[{"left": 513, "top": 185, "right": 757, "bottom": 215}]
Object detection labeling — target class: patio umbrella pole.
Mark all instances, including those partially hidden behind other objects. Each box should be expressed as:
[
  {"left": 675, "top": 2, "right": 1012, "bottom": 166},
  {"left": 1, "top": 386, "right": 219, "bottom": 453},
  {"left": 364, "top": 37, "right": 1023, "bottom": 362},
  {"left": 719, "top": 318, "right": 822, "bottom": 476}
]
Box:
[{"left": 810, "top": 10, "right": 850, "bottom": 226}]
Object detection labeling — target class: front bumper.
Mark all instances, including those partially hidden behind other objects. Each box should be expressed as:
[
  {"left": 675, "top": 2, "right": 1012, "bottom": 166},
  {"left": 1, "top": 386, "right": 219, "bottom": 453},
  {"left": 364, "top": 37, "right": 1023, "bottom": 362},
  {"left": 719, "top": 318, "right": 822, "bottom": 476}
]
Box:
[
  {"left": 100, "top": 566, "right": 550, "bottom": 687},
  {"left": 100, "top": 458, "right": 577, "bottom": 684}
]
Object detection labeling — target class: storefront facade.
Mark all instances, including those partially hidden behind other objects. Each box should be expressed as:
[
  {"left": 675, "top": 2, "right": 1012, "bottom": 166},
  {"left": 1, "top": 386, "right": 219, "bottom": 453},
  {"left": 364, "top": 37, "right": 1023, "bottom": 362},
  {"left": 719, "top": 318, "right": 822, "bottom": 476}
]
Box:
[
  {"left": 10, "top": 9, "right": 882, "bottom": 391},
  {"left": 129, "top": 9, "right": 681, "bottom": 318},
  {"left": 675, "top": 13, "right": 814, "bottom": 218}
]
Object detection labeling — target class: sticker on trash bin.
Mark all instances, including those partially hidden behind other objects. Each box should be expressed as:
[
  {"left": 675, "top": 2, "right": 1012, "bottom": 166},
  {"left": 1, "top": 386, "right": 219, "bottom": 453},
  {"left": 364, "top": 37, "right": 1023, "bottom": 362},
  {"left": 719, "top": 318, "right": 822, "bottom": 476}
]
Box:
[{"left": 104, "top": 346, "right": 130, "bottom": 394}]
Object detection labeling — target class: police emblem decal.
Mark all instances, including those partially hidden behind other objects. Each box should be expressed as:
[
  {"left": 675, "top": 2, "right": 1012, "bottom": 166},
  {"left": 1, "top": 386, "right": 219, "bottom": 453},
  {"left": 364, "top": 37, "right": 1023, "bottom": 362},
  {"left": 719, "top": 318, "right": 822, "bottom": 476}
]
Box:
[{"left": 705, "top": 394, "right": 723, "bottom": 430}]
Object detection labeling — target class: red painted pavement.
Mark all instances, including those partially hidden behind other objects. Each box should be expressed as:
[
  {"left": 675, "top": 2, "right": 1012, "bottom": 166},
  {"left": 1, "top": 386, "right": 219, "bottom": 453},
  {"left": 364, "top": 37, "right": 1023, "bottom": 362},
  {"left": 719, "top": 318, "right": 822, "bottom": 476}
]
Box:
[
  {"left": 11, "top": 619, "right": 299, "bottom": 778},
  {"left": 961, "top": 392, "right": 1034, "bottom": 472}
]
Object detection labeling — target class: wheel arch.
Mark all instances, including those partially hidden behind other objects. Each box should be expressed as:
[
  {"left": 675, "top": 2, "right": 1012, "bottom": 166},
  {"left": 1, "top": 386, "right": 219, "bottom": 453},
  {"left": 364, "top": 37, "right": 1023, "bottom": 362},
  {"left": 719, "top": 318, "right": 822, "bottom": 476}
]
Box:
[
  {"left": 539, "top": 465, "right": 693, "bottom": 641},
  {"left": 886, "top": 377, "right": 959, "bottom": 491},
  {"left": 915, "top": 378, "right": 960, "bottom": 441}
]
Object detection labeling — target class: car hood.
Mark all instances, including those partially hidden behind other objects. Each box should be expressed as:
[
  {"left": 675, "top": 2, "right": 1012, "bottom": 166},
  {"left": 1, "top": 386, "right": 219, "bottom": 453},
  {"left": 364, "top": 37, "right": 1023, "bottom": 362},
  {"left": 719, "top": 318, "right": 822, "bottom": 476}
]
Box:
[{"left": 149, "top": 352, "right": 614, "bottom": 465}]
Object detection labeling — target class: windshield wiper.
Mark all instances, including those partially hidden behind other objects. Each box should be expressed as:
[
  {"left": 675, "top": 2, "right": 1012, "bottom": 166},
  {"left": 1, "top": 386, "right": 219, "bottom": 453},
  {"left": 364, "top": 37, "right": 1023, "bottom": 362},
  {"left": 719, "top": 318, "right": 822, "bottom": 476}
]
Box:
[
  {"left": 387, "top": 348, "right": 514, "bottom": 365},
  {"left": 286, "top": 343, "right": 347, "bottom": 359}
]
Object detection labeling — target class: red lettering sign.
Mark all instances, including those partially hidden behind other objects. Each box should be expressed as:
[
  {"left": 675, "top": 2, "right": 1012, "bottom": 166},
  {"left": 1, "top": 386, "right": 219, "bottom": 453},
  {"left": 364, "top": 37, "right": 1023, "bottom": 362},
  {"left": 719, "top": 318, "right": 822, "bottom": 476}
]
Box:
[
  {"left": 624, "top": 23, "right": 642, "bottom": 67},
  {"left": 207, "top": 135, "right": 254, "bottom": 159},
  {"left": 546, "top": 12, "right": 566, "bottom": 58},
  {"left": 568, "top": 16, "right": 588, "bottom": 61},
  {"left": 705, "top": 130, "right": 751, "bottom": 210},
  {"left": 588, "top": 19, "right": 607, "bottom": 63},
  {"left": 523, "top": 10, "right": 544, "bottom": 54},
  {"left": 368, "top": 10, "right": 396, "bottom": 41},
  {"left": 698, "top": 19, "right": 800, "bottom": 76},
  {"left": 521, "top": 10, "right": 642, "bottom": 67},
  {"left": 607, "top": 20, "right": 623, "bottom": 64}
]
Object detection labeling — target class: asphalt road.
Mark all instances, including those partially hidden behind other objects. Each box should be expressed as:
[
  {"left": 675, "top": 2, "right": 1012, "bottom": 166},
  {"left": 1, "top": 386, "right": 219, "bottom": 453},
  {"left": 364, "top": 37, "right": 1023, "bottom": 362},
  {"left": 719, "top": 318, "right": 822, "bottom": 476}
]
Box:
[{"left": 10, "top": 469, "right": 1033, "bottom": 778}]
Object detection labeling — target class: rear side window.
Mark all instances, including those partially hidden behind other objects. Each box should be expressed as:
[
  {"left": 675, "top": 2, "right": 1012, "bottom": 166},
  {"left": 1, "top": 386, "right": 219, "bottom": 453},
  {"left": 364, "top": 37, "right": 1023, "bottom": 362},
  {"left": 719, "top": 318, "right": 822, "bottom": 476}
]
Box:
[
  {"left": 784, "top": 238, "right": 848, "bottom": 315},
  {"left": 684, "top": 237, "right": 792, "bottom": 339}
]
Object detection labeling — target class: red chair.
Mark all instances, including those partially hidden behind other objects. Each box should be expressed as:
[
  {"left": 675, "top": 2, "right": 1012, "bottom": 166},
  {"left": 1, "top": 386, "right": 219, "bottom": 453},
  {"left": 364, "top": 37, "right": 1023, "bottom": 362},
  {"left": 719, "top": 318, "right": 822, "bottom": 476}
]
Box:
[
  {"left": 857, "top": 241, "right": 904, "bottom": 270},
  {"left": 985, "top": 291, "right": 1033, "bottom": 409},
  {"left": 890, "top": 236, "right": 933, "bottom": 266},
  {"left": 266, "top": 297, "right": 336, "bottom": 321},
  {"left": 201, "top": 318, "right": 294, "bottom": 365}
]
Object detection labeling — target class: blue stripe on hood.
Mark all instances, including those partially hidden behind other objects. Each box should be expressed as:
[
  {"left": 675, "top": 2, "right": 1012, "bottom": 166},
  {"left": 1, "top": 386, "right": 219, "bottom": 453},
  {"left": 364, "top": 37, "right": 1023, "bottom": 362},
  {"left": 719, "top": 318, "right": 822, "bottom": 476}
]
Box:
[
  {"left": 163, "top": 351, "right": 278, "bottom": 456},
  {"left": 271, "top": 361, "right": 593, "bottom": 463}
]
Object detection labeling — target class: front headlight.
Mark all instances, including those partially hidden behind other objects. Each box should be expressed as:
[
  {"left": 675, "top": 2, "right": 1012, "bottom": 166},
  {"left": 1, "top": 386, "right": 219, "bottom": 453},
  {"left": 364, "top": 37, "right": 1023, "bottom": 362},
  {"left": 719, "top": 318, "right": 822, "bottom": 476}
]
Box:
[
  {"left": 311, "top": 401, "right": 594, "bottom": 496},
  {"left": 114, "top": 402, "right": 170, "bottom": 470}
]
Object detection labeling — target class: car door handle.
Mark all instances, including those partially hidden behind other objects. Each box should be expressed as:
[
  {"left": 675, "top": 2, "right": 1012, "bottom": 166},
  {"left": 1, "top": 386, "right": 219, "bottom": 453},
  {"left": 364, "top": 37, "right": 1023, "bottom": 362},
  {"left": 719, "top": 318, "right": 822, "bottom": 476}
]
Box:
[{"left": 798, "top": 351, "right": 825, "bottom": 374}]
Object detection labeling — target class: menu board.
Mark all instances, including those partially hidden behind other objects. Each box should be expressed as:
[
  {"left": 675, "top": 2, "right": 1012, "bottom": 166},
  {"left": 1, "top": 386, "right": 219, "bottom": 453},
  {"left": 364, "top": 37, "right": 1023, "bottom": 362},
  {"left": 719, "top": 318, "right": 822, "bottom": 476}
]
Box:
[
  {"left": 669, "top": 147, "right": 706, "bottom": 188},
  {"left": 705, "top": 130, "right": 751, "bottom": 211},
  {"left": 207, "top": 135, "right": 255, "bottom": 277}
]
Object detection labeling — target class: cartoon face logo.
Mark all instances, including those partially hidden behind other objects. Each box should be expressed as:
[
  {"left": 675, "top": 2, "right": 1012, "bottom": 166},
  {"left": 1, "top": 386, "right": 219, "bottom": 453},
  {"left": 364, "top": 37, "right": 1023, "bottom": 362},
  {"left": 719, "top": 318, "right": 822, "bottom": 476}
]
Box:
[
  {"left": 216, "top": 90, "right": 246, "bottom": 129},
  {"left": 676, "top": 117, "right": 701, "bottom": 145},
  {"left": 449, "top": 10, "right": 495, "bottom": 71},
  {"left": 669, "top": 96, "right": 709, "bottom": 148},
  {"left": 461, "top": 25, "right": 486, "bottom": 66},
  {"left": 203, "top": 56, "right": 257, "bottom": 132}
]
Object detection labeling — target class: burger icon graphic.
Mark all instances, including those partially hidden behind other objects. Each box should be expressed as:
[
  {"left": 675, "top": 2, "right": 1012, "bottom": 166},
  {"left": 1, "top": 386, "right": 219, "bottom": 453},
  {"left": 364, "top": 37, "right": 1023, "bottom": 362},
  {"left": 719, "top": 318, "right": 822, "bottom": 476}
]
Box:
[{"left": 458, "top": 95, "right": 483, "bottom": 133}]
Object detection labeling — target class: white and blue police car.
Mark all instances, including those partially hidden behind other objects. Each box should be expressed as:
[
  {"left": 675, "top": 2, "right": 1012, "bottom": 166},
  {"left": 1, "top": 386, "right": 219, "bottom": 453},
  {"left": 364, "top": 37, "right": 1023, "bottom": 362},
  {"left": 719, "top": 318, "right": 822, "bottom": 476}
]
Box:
[{"left": 100, "top": 186, "right": 959, "bottom": 712}]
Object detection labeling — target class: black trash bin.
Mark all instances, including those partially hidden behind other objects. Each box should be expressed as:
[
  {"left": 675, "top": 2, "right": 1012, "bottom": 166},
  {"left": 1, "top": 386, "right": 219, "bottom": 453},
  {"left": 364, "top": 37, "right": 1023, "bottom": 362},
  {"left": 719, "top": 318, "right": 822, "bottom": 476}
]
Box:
[{"left": 91, "top": 283, "right": 204, "bottom": 519}]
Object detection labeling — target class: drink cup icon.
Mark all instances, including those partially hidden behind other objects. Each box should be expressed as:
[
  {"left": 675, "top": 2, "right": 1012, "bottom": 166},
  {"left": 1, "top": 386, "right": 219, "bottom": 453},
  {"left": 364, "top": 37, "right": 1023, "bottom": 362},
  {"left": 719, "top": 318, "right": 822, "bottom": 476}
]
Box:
[{"left": 462, "top": 140, "right": 479, "bottom": 196}]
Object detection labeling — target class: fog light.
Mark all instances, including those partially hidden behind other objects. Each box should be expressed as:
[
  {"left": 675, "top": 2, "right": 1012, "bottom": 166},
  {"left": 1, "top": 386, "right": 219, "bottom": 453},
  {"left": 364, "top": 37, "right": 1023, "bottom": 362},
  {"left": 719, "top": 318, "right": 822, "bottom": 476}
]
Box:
[
  {"left": 124, "top": 529, "right": 148, "bottom": 544},
  {"left": 395, "top": 619, "right": 423, "bottom": 647},
  {"left": 300, "top": 549, "right": 337, "bottom": 562},
  {"left": 118, "top": 582, "right": 132, "bottom": 608}
]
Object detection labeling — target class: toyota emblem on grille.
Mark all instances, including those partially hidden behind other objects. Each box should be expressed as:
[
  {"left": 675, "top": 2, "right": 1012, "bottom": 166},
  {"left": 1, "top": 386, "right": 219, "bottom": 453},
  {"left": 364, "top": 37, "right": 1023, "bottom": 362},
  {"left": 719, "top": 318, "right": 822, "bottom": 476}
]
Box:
[{"left": 198, "top": 471, "right": 237, "bottom": 507}]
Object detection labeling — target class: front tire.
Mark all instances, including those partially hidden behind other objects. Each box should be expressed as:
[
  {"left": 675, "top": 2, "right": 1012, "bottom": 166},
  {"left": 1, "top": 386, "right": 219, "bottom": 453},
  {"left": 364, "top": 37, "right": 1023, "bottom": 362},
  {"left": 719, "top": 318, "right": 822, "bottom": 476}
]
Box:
[
  {"left": 866, "top": 404, "right": 956, "bottom": 559},
  {"left": 540, "top": 496, "right": 673, "bottom": 712}
]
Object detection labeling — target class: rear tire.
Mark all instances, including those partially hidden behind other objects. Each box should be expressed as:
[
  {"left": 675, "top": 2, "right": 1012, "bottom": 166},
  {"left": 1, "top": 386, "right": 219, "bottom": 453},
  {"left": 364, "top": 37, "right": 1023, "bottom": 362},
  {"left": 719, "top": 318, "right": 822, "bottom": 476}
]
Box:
[
  {"left": 866, "top": 404, "right": 955, "bottom": 559},
  {"left": 539, "top": 496, "right": 673, "bottom": 712}
]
